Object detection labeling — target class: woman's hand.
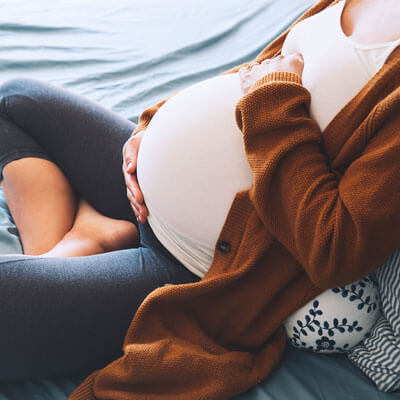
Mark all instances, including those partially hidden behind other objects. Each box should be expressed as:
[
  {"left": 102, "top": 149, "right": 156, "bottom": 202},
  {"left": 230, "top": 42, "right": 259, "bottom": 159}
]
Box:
[
  {"left": 238, "top": 52, "right": 304, "bottom": 94},
  {"left": 122, "top": 130, "right": 149, "bottom": 223}
]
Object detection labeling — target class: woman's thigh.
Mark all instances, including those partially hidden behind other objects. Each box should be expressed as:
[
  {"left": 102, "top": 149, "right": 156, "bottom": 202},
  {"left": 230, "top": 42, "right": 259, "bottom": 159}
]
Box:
[
  {"left": 0, "top": 223, "right": 200, "bottom": 381},
  {"left": 0, "top": 77, "right": 135, "bottom": 222}
]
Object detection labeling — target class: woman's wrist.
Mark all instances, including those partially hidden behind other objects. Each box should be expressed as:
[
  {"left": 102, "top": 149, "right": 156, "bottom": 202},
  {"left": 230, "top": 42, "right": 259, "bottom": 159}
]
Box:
[
  {"left": 238, "top": 53, "right": 304, "bottom": 95},
  {"left": 249, "top": 71, "right": 303, "bottom": 93}
]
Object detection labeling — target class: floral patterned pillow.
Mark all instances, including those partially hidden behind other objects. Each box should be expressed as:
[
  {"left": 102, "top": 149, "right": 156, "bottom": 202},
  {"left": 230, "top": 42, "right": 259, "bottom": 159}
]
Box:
[{"left": 284, "top": 274, "right": 381, "bottom": 353}]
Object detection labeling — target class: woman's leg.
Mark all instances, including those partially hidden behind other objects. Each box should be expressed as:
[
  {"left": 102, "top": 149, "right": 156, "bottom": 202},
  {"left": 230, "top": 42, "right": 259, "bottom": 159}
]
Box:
[
  {"left": 41, "top": 198, "right": 139, "bottom": 257},
  {"left": 1, "top": 158, "right": 78, "bottom": 255},
  {"left": 0, "top": 78, "right": 202, "bottom": 382},
  {"left": 0, "top": 223, "right": 201, "bottom": 381},
  {"left": 0, "top": 77, "right": 138, "bottom": 254}
]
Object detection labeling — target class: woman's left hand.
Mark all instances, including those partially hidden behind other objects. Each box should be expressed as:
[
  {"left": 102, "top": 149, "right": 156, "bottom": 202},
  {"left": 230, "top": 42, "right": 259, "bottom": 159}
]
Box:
[{"left": 238, "top": 52, "right": 304, "bottom": 94}]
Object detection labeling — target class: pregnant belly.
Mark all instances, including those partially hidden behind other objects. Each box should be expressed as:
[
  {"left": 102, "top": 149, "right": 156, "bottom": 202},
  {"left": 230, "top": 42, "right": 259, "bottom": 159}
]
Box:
[{"left": 136, "top": 73, "right": 253, "bottom": 250}]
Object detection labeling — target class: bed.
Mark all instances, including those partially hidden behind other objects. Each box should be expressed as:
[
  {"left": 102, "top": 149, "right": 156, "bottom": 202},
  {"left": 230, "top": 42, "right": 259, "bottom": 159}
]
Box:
[{"left": 0, "top": 0, "right": 399, "bottom": 398}]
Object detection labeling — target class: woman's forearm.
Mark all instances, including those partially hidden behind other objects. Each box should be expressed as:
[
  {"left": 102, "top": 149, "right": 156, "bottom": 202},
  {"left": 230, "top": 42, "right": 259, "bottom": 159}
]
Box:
[{"left": 235, "top": 72, "right": 400, "bottom": 290}]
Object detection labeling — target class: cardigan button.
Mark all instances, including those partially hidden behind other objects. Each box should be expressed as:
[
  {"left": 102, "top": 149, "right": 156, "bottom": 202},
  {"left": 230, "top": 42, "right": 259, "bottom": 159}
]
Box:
[{"left": 217, "top": 241, "right": 231, "bottom": 254}]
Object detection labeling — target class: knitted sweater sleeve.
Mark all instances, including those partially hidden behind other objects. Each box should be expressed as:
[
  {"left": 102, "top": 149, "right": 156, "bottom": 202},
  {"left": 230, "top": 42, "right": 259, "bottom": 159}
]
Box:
[{"left": 235, "top": 71, "right": 400, "bottom": 290}]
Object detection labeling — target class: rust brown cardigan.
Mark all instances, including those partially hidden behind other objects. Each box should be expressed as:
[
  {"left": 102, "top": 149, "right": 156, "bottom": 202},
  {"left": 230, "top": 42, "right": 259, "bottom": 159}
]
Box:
[{"left": 70, "top": 0, "right": 400, "bottom": 398}]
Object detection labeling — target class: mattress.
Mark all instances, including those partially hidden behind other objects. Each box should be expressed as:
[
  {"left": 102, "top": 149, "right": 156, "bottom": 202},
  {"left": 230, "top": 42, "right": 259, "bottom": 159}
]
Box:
[{"left": 1, "top": 0, "right": 399, "bottom": 398}]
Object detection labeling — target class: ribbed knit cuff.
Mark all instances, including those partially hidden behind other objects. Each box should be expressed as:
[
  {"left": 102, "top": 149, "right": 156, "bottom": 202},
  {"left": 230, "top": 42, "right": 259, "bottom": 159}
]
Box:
[
  {"left": 68, "top": 371, "right": 99, "bottom": 400},
  {"left": 249, "top": 71, "right": 302, "bottom": 93}
]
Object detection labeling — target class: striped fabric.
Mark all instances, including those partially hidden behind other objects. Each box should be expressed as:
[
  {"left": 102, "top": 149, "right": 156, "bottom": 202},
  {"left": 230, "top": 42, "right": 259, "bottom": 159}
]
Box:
[
  {"left": 347, "top": 248, "right": 400, "bottom": 392},
  {"left": 377, "top": 249, "right": 400, "bottom": 336}
]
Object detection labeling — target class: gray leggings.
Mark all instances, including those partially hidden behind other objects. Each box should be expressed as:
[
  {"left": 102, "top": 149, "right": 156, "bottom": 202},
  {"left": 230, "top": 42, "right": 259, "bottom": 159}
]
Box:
[{"left": 0, "top": 78, "right": 200, "bottom": 381}]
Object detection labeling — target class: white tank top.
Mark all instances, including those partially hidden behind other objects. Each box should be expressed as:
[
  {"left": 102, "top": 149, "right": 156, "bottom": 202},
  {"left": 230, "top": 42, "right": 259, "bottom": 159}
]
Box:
[
  {"left": 282, "top": 0, "right": 400, "bottom": 131},
  {"left": 136, "top": 0, "right": 400, "bottom": 279}
]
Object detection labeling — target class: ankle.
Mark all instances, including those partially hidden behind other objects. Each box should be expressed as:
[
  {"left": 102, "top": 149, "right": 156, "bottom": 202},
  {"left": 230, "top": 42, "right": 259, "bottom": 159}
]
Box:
[{"left": 43, "top": 229, "right": 105, "bottom": 257}]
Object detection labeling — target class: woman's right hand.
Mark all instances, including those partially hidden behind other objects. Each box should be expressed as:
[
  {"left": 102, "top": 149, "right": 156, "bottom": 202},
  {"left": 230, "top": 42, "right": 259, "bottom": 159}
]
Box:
[{"left": 122, "top": 130, "right": 149, "bottom": 223}]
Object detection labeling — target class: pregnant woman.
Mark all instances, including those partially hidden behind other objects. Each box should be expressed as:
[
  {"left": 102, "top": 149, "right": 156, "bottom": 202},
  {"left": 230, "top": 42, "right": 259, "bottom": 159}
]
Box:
[{"left": 0, "top": 0, "right": 400, "bottom": 399}]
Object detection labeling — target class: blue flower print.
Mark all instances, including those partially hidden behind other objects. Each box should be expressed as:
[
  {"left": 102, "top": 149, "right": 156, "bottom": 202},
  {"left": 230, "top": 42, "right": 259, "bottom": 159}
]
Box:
[{"left": 316, "top": 336, "right": 336, "bottom": 351}]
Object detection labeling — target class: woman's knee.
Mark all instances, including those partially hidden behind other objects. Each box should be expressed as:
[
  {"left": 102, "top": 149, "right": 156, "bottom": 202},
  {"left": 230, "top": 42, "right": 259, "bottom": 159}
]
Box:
[
  {"left": 0, "top": 78, "right": 45, "bottom": 118},
  {"left": 0, "top": 77, "right": 60, "bottom": 114},
  {"left": 0, "top": 77, "right": 38, "bottom": 98}
]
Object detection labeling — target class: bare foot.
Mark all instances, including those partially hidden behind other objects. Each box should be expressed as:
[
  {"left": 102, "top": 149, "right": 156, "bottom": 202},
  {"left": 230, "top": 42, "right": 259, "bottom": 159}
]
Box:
[
  {"left": 42, "top": 199, "right": 139, "bottom": 257},
  {"left": 73, "top": 199, "right": 139, "bottom": 251}
]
